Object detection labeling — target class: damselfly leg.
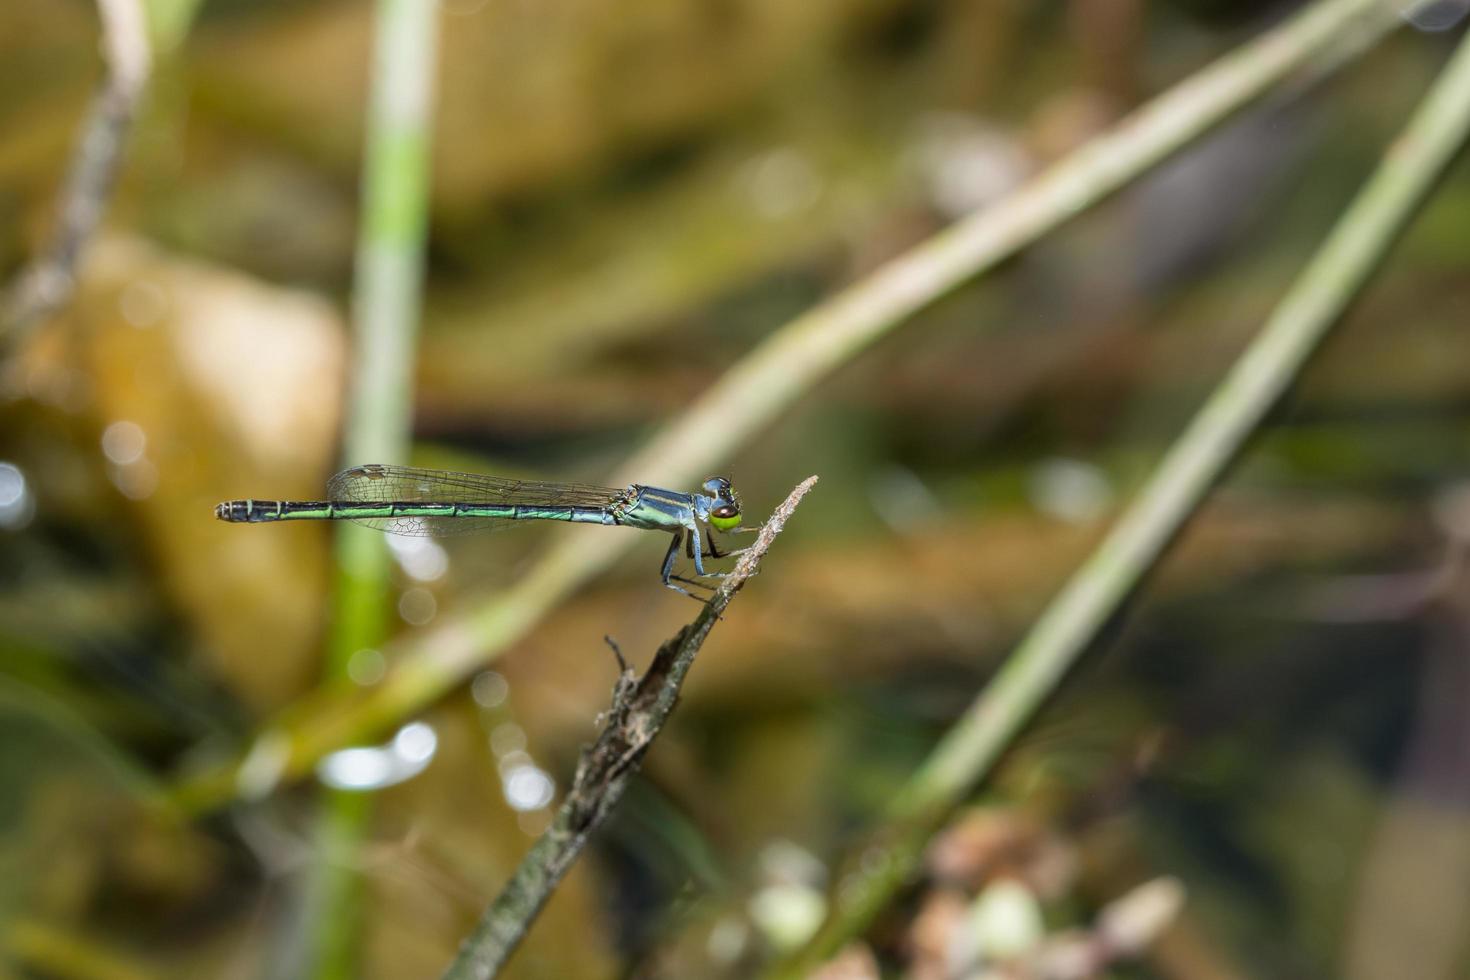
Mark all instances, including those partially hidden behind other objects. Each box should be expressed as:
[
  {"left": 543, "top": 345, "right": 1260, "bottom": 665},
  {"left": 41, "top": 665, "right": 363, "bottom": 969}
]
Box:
[{"left": 661, "top": 529, "right": 717, "bottom": 601}]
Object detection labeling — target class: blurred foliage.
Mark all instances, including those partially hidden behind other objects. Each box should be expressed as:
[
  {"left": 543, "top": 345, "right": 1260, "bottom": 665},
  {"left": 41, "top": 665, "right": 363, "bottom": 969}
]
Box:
[{"left": 3, "top": 1, "right": 1470, "bottom": 978}]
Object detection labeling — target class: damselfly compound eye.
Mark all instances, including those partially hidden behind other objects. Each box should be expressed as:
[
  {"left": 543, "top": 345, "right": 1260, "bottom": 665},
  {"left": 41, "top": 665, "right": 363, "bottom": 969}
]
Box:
[{"left": 709, "top": 503, "right": 742, "bottom": 531}]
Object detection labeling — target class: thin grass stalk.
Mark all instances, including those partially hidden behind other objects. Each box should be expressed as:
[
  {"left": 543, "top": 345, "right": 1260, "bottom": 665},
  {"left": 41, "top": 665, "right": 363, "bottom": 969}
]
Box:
[
  {"left": 770, "top": 20, "right": 1470, "bottom": 976},
  {"left": 300, "top": 2, "right": 440, "bottom": 978},
  {"left": 145, "top": 0, "right": 206, "bottom": 54}
]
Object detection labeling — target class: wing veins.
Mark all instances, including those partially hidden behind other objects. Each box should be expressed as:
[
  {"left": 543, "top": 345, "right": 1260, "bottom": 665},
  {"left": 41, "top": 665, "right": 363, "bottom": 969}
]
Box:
[{"left": 327, "top": 464, "right": 626, "bottom": 509}]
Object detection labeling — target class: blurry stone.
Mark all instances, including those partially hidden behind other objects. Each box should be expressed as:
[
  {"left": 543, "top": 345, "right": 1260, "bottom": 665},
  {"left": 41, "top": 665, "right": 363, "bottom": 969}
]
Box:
[
  {"left": 749, "top": 881, "right": 827, "bottom": 952},
  {"left": 907, "top": 888, "right": 969, "bottom": 980},
  {"left": 927, "top": 808, "right": 1028, "bottom": 887},
  {"left": 966, "top": 878, "right": 1044, "bottom": 962},
  {"left": 928, "top": 807, "right": 1077, "bottom": 900},
  {"left": 1430, "top": 480, "right": 1470, "bottom": 543},
  {"left": 1029, "top": 456, "right": 1113, "bottom": 524},
  {"left": 908, "top": 113, "right": 1030, "bottom": 219},
  {"left": 1033, "top": 930, "right": 1099, "bottom": 980},
  {"left": 1096, "top": 876, "right": 1185, "bottom": 955},
  {"left": 759, "top": 837, "right": 828, "bottom": 887},
  {"left": 69, "top": 235, "right": 344, "bottom": 708},
  {"left": 705, "top": 915, "right": 750, "bottom": 966}
]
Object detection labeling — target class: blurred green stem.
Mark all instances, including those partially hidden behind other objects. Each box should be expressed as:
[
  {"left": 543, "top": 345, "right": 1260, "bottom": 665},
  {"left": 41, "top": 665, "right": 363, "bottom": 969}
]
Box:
[
  {"left": 0, "top": 679, "right": 166, "bottom": 810},
  {"left": 302, "top": 1, "right": 440, "bottom": 979},
  {"left": 329, "top": 0, "right": 439, "bottom": 672},
  {"left": 770, "top": 17, "right": 1470, "bottom": 977},
  {"left": 143, "top": 0, "right": 203, "bottom": 53},
  {"left": 168, "top": 0, "right": 1402, "bottom": 815}
]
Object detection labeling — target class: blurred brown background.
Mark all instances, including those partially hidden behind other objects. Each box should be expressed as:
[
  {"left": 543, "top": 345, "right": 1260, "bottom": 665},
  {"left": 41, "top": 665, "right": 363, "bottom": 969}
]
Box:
[{"left": 3, "top": 1, "right": 1470, "bottom": 977}]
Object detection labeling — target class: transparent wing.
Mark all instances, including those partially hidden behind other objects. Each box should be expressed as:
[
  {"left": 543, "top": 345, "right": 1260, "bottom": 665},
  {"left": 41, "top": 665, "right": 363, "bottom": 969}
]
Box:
[{"left": 326, "top": 464, "right": 628, "bottom": 537}]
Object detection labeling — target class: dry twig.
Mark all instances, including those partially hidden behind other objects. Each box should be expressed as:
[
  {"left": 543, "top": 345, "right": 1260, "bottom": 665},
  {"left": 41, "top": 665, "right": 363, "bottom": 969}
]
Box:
[
  {"left": 1, "top": 0, "right": 152, "bottom": 346},
  {"left": 442, "top": 476, "right": 818, "bottom": 980}
]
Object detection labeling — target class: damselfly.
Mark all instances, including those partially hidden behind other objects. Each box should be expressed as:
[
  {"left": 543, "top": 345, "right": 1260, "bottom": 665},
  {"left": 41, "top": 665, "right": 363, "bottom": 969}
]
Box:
[{"left": 215, "top": 464, "right": 746, "bottom": 597}]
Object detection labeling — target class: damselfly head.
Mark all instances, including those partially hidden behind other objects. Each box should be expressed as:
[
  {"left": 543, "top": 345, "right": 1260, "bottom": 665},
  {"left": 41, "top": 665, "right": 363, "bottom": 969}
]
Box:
[{"left": 703, "top": 476, "right": 742, "bottom": 530}]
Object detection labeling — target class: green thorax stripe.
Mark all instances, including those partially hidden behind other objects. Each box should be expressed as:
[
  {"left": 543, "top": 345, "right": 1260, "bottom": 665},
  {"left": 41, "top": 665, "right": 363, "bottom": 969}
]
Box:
[{"left": 616, "top": 486, "right": 696, "bottom": 532}]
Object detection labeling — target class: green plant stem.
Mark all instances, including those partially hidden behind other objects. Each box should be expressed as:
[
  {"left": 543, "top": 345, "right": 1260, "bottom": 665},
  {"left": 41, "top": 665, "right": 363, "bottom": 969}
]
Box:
[
  {"left": 0, "top": 679, "right": 166, "bottom": 810},
  {"left": 301, "top": 2, "right": 440, "bottom": 978},
  {"left": 329, "top": 0, "right": 438, "bottom": 674},
  {"left": 769, "top": 20, "right": 1470, "bottom": 977},
  {"left": 442, "top": 478, "right": 817, "bottom": 980},
  {"left": 143, "top": 0, "right": 205, "bottom": 53},
  {"left": 167, "top": 0, "right": 1402, "bottom": 816}
]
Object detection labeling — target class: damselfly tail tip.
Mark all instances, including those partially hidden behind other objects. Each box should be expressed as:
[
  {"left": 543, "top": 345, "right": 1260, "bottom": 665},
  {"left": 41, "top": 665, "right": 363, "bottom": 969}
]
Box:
[{"left": 216, "top": 500, "right": 245, "bottom": 522}]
